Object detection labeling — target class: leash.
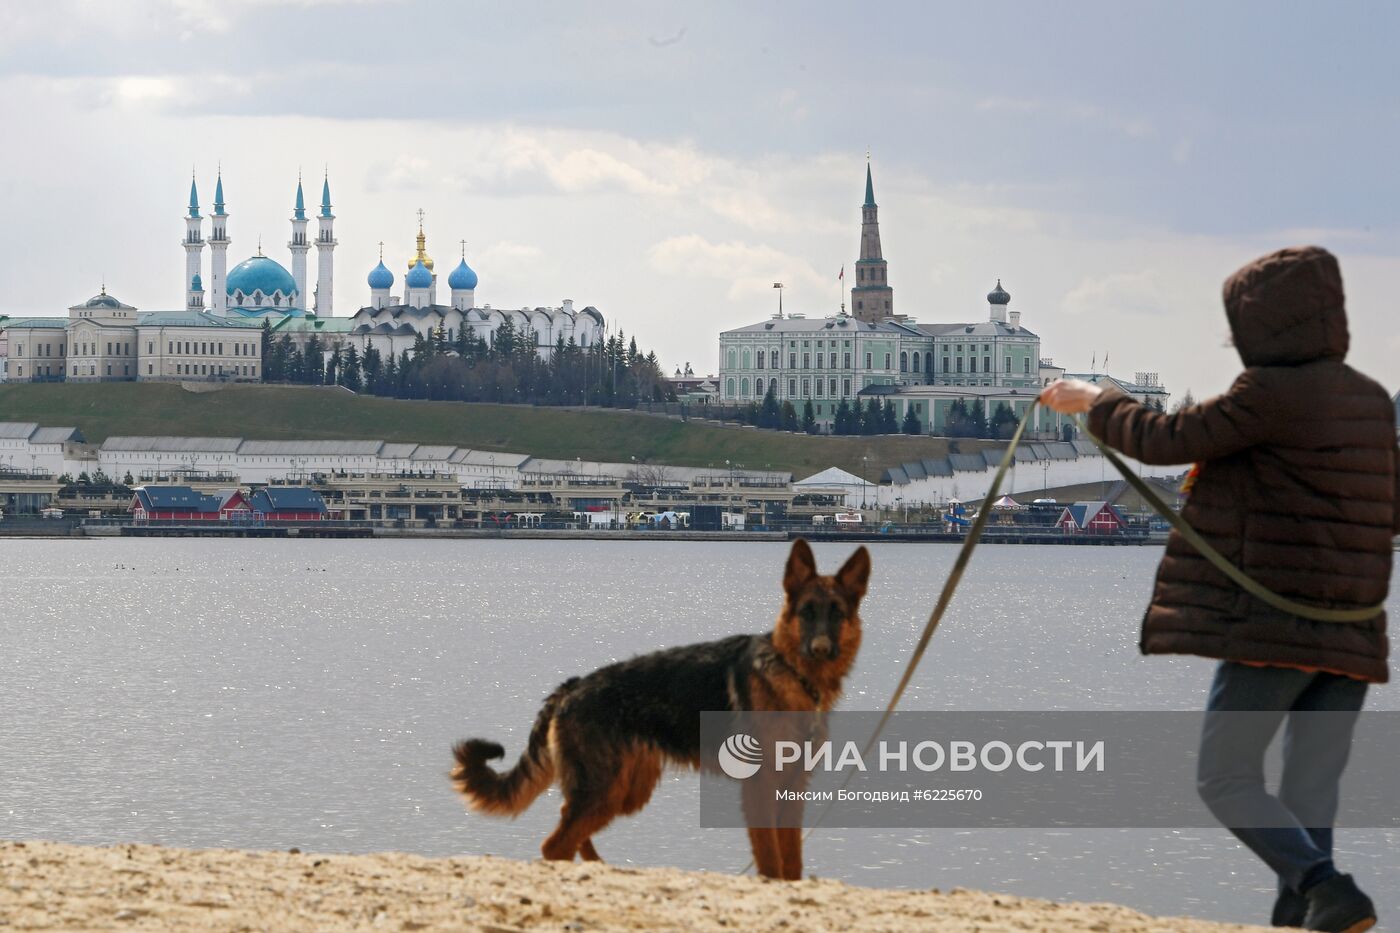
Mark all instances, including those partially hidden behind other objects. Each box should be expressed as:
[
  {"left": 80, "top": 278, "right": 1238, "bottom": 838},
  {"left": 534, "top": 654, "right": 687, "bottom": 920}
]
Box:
[
  {"left": 737, "top": 400, "right": 1383, "bottom": 874},
  {"left": 1072, "top": 416, "right": 1385, "bottom": 624}
]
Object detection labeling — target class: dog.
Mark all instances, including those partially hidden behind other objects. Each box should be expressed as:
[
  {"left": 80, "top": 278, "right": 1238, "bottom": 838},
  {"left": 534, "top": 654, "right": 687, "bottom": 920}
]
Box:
[{"left": 451, "top": 539, "right": 870, "bottom": 880}]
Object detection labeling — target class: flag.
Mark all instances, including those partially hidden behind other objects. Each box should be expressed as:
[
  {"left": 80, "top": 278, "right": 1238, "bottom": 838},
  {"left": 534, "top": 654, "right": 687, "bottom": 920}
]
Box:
[
  {"left": 1102, "top": 352, "right": 1109, "bottom": 370},
  {"left": 839, "top": 265, "right": 844, "bottom": 281},
  {"left": 1091, "top": 352, "right": 1096, "bottom": 371}
]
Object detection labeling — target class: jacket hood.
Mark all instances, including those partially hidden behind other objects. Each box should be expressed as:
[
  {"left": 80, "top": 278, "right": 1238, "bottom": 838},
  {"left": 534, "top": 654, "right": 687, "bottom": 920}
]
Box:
[{"left": 1222, "top": 245, "right": 1349, "bottom": 367}]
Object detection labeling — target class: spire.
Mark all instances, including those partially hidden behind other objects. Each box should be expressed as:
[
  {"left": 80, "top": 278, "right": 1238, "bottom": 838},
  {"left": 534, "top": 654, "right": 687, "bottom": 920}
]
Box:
[
  {"left": 320, "top": 170, "right": 332, "bottom": 218},
  {"left": 213, "top": 165, "right": 225, "bottom": 216},
  {"left": 410, "top": 208, "right": 434, "bottom": 272},
  {"left": 188, "top": 172, "right": 201, "bottom": 218},
  {"left": 863, "top": 159, "right": 875, "bottom": 208}
]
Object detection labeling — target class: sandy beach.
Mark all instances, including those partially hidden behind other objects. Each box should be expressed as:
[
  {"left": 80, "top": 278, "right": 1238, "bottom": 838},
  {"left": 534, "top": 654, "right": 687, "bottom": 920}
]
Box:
[{"left": 0, "top": 840, "right": 1271, "bottom": 932}]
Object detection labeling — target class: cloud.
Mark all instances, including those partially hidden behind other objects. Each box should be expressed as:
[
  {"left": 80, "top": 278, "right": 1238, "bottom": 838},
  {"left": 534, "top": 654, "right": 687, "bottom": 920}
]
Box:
[
  {"left": 1061, "top": 270, "right": 1172, "bottom": 317},
  {"left": 647, "top": 235, "right": 827, "bottom": 301}
]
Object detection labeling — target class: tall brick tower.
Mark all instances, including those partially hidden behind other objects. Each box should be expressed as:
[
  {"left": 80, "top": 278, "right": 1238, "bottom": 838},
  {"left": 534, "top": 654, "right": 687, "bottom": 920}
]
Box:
[{"left": 851, "top": 159, "right": 895, "bottom": 323}]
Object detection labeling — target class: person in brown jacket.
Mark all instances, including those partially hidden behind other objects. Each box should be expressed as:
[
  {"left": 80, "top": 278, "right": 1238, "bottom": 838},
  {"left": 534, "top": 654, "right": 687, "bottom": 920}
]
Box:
[{"left": 1042, "top": 246, "right": 1396, "bottom": 933}]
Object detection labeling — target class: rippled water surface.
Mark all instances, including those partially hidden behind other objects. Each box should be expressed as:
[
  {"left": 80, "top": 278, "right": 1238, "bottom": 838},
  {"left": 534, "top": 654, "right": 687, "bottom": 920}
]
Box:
[{"left": 2, "top": 538, "right": 1395, "bottom": 926}]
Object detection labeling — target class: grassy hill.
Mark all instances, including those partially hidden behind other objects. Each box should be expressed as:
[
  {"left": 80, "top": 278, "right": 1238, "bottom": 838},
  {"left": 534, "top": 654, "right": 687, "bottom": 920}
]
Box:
[{"left": 0, "top": 382, "right": 994, "bottom": 478}]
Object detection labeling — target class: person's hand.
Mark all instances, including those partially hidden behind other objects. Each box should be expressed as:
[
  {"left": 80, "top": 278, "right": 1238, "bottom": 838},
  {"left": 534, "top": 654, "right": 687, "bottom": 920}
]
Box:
[{"left": 1040, "top": 379, "right": 1103, "bottom": 415}]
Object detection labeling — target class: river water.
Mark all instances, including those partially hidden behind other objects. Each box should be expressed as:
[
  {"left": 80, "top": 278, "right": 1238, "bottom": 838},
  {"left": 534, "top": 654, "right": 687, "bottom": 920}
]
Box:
[{"left": 1, "top": 538, "right": 1395, "bottom": 926}]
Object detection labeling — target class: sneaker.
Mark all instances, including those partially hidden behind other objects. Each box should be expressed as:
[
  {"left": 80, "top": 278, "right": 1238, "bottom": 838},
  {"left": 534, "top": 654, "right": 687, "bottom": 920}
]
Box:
[
  {"left": 1272, "top": 887, "right": 1306, "bottom": 927},
  {"left": 1302, "top": 874, "right": 1376, "bottom": 933}
]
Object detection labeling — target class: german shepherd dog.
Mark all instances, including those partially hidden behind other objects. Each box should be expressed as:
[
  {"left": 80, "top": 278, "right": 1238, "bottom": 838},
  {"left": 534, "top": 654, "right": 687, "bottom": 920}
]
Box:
[{"left": 451, "top": 539, "right": 869, "bottom": 880}]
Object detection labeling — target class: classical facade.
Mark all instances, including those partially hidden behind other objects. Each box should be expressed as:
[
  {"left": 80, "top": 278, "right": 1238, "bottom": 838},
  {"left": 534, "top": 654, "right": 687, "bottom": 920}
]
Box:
[
  {"left": 3, "top": 289, "right": 263, "bottom": 383},
  {"left": 717, "top": 161, "right": 1166, "bottom": 435}
]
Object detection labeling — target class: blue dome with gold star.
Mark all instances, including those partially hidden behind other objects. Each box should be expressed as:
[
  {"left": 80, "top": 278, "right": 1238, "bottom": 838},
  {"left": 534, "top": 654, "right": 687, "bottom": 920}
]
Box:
[
  {"left": 405, "top": 260, "right": 433, "bottom": 289},
  {"left": 367, "top": 260, "right": 394, "bottom": 290},
  {"left": 448, "top": 257, "right": 478, "bottom": 290}
]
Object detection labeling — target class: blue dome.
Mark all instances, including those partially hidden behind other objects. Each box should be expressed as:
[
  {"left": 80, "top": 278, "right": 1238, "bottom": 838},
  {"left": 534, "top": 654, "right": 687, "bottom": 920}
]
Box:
[
  {"left": 405, "top": 260, "right": 433, "bottom": 289},
  {"left": 227, "top": 255, "right": 297, "bottom": 299},
  {"left": 448, "top": 258, "right": 478, "bottom": 290},
  {"left": 191, "top": 273, "right": 203, "bottom": 290},
  {"left": 367, "top": 260, "right": 394, "bottom": 290}
]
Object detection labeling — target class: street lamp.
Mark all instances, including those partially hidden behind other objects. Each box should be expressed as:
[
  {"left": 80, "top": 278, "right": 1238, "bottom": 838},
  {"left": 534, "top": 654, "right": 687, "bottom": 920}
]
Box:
[{"left": 861, "top": 455, "right": 869, "bottom": 510}]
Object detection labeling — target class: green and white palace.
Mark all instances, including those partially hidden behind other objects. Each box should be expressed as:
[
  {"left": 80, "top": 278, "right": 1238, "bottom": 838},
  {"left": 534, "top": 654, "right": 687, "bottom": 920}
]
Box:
[{"left": 717, "top": 162, "right": 1168, "bottom": 437}]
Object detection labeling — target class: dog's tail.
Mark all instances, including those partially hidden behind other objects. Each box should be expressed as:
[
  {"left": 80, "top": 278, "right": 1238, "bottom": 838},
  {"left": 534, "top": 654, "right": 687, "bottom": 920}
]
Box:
[{"left": 451, "top": 677, "right": 578, "bottom": 817}]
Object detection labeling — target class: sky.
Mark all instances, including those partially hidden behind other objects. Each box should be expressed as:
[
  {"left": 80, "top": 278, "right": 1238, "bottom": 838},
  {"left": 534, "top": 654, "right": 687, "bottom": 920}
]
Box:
[{"left": 1, "top": 0, "right": 1397, "bottom": 400}]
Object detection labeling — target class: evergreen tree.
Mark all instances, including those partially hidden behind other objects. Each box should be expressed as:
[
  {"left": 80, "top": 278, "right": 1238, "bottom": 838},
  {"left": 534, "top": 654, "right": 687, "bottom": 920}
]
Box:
[
  {"left": 901, "top": 404, "right": 921, "bottom": 435},
  {"left": 881, "top": 399, "right": 898, "bottom": 433},
  {"left": 780, "top": 401, "right": 799, "bottom": 432},
  {"left": 259, "top": 320, "right": 273, "bottom": 382},
  {"left": 801, "top": 400, "right": 818, "bottom": 434},
  {"left": 759, "top": 384, "right": 781, "bottom": 429},
  {"left": 833, "top": 398, "right": 854, "bottom": 435},
  {"left": 990, "top": 402, "right": 1016, "bottom": 439},
  {"left": 341, "top": 344, "right": 362, "bottom": 392},
  {"left": 967, "top": 399, "right": 989, "bottom": 438},
  {"left": 862, "top": 398, "right": 881, "bottom": 435}
]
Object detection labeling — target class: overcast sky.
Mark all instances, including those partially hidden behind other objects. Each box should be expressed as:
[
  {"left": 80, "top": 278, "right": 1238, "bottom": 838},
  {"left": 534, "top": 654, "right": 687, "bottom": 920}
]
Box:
[{"left": 2, "top": 0, "right": 1396, "bottom": 399}]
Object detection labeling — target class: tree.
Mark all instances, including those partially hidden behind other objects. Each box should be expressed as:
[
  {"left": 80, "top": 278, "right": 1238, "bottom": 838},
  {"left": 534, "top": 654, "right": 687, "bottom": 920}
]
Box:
[
  {"left": 967, "top": 399, "right": 989, "bottom": 439},
  {"left": 881, "top": 399, "right": 898, "bottom": 434},
  {"left": 340, "top": 343, "right": 362, "bottom": 392},
  {"left": 759, "top": 383, "right": 781, "bottom": 429},
  {"left": 901, "top": 404, "right": 921, "bottom": 435},
  {"left": 801, "top": 399, "right": 817, "bottom": 434},
  {"left": 780, "top": 401, "right": 799, "bottom": 432},
  {"left": 1170, "top": 389, "right": 1196, "bottom": 414},
  {"left": 122, "top": 471, "right": 135, "bottom": 486},
  {"left": 990, "top": 402, "right": 1017, "bottom": 439},
  {"left": 861, "top": 398, "right": 881, "bottom": 435},
  {"left": 833, "top": 398, "right": 853, "bottom": 435}
]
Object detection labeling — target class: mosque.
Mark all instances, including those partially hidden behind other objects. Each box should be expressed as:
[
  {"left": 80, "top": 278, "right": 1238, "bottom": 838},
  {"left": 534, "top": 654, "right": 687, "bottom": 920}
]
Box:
[{"left": 181, "top": 171, "right": 605, "bottom": 361}]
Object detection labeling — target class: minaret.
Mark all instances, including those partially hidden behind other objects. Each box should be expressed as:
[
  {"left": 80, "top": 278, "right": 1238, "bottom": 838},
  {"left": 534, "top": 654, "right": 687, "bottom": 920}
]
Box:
[
  {"left": 314, "top": 171, "right": 336, "bottom": 315},
  {"left": 289, "top": 174, "right": 310, "bottom": 307},
  {"left": 183, "top": 173, "right": 204, "bottom": 311},
  {"left": 851, "top": 157, "right": 895, "bottom": 323},
  {"left": 208, "top": 168, "right": 229, "bottom": 314},
  {"left": 190, "top": 273, "right": 205, "bottom": 310}
]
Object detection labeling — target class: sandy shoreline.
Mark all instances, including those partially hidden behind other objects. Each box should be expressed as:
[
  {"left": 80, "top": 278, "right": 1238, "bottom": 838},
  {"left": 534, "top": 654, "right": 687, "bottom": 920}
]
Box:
[{"left": 0, "top": 840, "right": 1269, "bottom": 932}]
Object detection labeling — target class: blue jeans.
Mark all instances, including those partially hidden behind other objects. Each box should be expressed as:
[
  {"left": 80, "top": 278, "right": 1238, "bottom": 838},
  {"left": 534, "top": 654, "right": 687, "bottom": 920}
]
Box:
[{"left": 1196, "top": 661, "right": 1368, "bottom": 894}]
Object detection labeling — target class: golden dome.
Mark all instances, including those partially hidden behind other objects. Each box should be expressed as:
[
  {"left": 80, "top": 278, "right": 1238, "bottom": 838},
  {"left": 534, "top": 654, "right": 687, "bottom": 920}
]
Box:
[{"left": 408, "top": 212, "right": 434, "bottom": 273}]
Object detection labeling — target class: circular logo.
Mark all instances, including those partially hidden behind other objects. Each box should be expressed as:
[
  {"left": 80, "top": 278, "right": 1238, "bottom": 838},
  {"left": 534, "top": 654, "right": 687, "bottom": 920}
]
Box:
[{"left": 717, "top": 732, "right": 763, "bottom": 779}]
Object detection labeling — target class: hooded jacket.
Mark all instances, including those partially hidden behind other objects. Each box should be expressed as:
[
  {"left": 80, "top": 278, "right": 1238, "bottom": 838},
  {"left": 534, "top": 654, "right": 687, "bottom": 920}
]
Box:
[{"left": 1087, "top": 246, "right": 1397, "bottom": 683}]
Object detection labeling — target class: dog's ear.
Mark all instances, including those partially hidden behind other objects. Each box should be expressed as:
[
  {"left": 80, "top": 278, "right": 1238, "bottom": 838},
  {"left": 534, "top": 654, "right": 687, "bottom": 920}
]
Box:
[
  {"left": 784, "top": 538, "right": 817, "bottom": 596},
  {"left": 836, "top": 546, "right": 871, "bottom": 603}
]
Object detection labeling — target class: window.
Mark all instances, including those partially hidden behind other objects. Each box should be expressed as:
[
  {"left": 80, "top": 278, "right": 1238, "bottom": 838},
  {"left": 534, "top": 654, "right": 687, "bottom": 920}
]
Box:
[
  {"left": 828, "top": 352, "right": 836, "bottom": 368},
  {"left": 726, "top": 377, "right": 736, "bottom": 397},
  {"left": 802, "top": 353, "right": 810, "bottom": 369},
  {"left": 856, "top": 300, "right": 863, "bottom": 311},
  {"left": 741, "top": 349, "right": 751, "bottom": 369},
  {"left": 984, "top": 356, "right": 991, "bottom": 373},
  {"left": 843, "top": 378, "right": 851, "bottom": 395},
  {"left": 942, "top": 356, "right": 950, "bottom": 373},
  {"left": 726, "top": 349, "right": 736, "bottom": 369},
  {"left": 770, "top": 349, "right": 779, "bottom": 368},
  {"left": 755, "top": 377, "right": 765, "bottom": 396},
  {"left": 864, "top": 352, "right": 872, "bottom": 368},
  {"left": 957, "top": 358, "right": 964, "bottom": 373},
  {"left": 789, "top": 353, "right": 797, "bottom": 369},
  {"left": 969, "top": 358, "right": 977, "bottom": 373},
  {"left": 829, "top": 378, "right": 837, "bottom": 395},
  {"left": 899, "top": 352, "right": 908, "bottom": 372},
  {"left": 1023, "top": 357, "right": 1031, "bottom": 374},
  {"left": 756, "top": 352, "right": 764, "bottom": 369},
  {"left": 801, "top": 378, "right": 810, "bottom": 396},
  {"left": 147, "top": 364, "right": 153, "bottom": 375},
  {"left": 1005, "top": 356, "right": 1012, "bottom": 374},
  {"left": 911, "top": 353, "right": 920, "bottom": 373},
  {"left": 788, "top": 378, "right": 797, "bottom": 396},
  {"left": 814, "top": 379, "right": 823, "bottom": 397},
  {"left": 884, "top": 353, "right": 892, "bottom": 370},
  {"left": 147, "top": 341, "right": 153, "bottom": 353},
  {"left": 843, "top": 352, "right": 851, "bottom": 368}
]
